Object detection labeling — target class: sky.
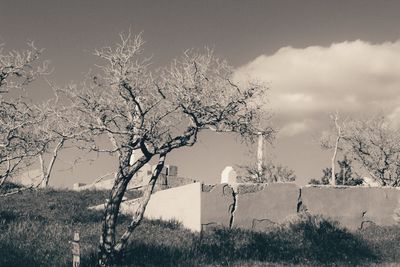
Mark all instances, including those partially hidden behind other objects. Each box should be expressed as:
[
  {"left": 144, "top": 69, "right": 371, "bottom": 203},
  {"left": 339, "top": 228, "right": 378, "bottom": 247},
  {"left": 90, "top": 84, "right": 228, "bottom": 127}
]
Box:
[{"left": 2, "top": 0, "right": 400, "bottom": 187}]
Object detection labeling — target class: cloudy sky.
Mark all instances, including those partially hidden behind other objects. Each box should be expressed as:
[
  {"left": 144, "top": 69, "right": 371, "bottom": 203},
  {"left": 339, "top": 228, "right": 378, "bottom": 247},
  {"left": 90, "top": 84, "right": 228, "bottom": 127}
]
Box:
[{"left": 2, "top": 0, "right": 400, "bottom": 186}]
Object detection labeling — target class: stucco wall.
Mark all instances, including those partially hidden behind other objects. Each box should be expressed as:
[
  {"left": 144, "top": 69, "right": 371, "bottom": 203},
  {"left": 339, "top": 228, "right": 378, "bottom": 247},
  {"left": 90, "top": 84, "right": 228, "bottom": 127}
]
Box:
[
  {"left": 142, "top": 182, "right": 202, "bottom": 232},
  {"left": 101, "top": 182, "right": 399, "bottom": 232},
  {"left": 301, "top": 186, "right": 400, "bottom": 230},
  {"left": 233, "top": 183, "right": 299, "bottom": 231},
  {"left": 201, "top": 184, "right": 235, "bottom": 230}
]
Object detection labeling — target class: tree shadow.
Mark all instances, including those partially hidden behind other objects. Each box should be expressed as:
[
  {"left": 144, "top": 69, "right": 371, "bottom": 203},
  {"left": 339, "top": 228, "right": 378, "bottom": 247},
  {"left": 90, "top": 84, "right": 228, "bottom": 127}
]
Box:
[
  {"left": 84, "top": 217, "right": 379, "bottom": 266},
  {"left": 0, "top": 243, "right": 42, "bottom": 267}
]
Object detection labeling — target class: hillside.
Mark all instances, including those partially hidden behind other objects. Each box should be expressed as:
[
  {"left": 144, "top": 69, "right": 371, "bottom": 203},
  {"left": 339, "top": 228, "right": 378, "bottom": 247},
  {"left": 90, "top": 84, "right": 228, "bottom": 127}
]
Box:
[{"left": 0, "top": 189, "right": 399, "bottom": 266}]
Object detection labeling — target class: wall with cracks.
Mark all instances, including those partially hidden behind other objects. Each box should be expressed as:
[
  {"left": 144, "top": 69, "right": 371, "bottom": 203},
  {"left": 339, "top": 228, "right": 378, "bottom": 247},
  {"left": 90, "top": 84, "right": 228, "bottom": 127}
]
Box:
[
  {"left": 200, "top": 184, "right": 236, "bottom": 231},
  {"left": 111, "top": 182, "right": 400, "bottom": 232},
  {"left": 233, "top": 183, "right": 300, "bottom": 231},
  {"left": 201, "top": 183, "right": 400, "bottom": 231},
  {"left": 301, "top": 186, "right": 400, "bottom": 230}
]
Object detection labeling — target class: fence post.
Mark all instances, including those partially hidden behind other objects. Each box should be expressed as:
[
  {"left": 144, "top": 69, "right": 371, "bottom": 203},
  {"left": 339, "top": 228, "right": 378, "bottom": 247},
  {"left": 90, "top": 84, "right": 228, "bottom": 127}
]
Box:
[{"left": 71, "top": 232, "right": 80, "bottom": 267}]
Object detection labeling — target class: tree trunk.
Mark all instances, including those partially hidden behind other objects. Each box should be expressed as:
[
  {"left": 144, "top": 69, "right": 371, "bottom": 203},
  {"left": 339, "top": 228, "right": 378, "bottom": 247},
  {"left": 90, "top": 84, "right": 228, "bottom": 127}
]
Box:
[
  {"left": 114, "top": 153, "right": 166, "bottom": 253},
  {"left": 98, "top": 155, "right": 150, "bottom": 267},
  {"left": 39, "top": 138, "right": 65, "bottom": 188},
  {"left": 331, "top": 114, "right": 341, "bottom": 186},
  {"left": 331, "top": 135, "right": 339, "bottom": 186}
]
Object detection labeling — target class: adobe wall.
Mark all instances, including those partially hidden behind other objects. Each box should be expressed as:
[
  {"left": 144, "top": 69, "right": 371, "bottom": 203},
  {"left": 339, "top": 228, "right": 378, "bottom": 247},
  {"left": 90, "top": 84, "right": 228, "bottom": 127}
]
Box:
[
  {"left": 233, "top": 183, "right": 299, "bottom": 231},
  {"left": 301, "top": 186, "right": 400, "bottom": 230},
  {"left": 199, "top": 183, "right": 400, "bottom": 231},
  {"left": 200, "top": 184, "right": 235, "bottom": 230},
  {"left": 108, "top": 182, "right": 399, "bottom": 232},
  {"left": 89, "top": 182, "right": 203, "bottom": 232},
  {"left": 141, "top": 182, "right": 202, "bottom": 231}
]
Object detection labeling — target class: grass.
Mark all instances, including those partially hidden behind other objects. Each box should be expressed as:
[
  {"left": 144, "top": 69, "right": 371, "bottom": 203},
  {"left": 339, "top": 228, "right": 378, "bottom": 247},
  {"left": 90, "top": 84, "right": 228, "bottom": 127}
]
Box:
[{"left": 0, "top": 188, "right": 398, "bottom": 266}]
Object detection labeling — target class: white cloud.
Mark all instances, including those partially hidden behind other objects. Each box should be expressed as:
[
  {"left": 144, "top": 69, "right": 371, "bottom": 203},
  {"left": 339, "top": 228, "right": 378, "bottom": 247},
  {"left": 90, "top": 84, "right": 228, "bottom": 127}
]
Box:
[{"left": 234, "top": 40, "right": 400, "bottom": 136}]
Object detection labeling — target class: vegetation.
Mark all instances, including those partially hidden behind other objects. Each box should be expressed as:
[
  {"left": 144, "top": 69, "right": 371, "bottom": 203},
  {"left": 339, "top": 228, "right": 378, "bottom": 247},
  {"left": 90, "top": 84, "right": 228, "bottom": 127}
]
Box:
[
  {"left": 1, "top": 33, "right": 274, "bottom": 265},
  {"left": 0, "top": 42, "right": 53, "bottom": 189},
  {"left": 0, "top": 189, "right": 398, "bottom": 266},
  {"left": 1, "top": 36, "right": 399, "bottom": 267},
  {"left": 53, "top": 32, "right": 274, "bottom": 265},
  {"left": 320, "top": 113, "right": 400, "bottom": 187},
  {"left": 239, "top": 161, "right": 296, "bottom": 183},
  {"left": 309, "top": 156, "right": 364, "bottom": 186}
]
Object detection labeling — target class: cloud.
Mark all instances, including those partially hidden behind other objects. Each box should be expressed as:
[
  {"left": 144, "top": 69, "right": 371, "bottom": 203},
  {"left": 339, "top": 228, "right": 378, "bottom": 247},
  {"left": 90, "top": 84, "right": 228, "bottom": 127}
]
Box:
[
  {"left": 279, "top": 120, "right": 310, "bottom": 137},
  {"left": 234, "top": 40, "right": 400, "bottom": 135}
]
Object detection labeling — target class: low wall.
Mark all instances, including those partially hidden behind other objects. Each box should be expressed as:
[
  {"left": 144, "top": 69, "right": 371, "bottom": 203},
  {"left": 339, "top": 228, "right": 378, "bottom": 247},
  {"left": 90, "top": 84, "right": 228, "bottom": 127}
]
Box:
[
  {"left": 143, "top": 182, "right": 201, "bottom": 231},
  {"left": 201, "top": 184, "right": 235, "bottom": 230},
  {"left": 301, "top": 186, "right": 400, "bottom": 230},
  {"left": 90, "top": 182, "right": 202, "bottom": 231},
  {"left": 233, "top": 183, "right": 299, "bottom": 231},
  {"left": 114, "top": 182, "right": 400, "bottom": 232}
]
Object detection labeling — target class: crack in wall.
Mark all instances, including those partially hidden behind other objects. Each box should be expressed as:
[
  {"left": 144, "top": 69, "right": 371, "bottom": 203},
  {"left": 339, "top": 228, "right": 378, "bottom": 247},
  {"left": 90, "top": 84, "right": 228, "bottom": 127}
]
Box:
[
  {"left": 229, "top": 186, "right": 237, "bottom": 229},
  {"left": 360, "top": 210, "right": 376, "bottom": 229},
  {"left": 251, "top": 218, "right": 277, "bottom": 230},
  {"left": 296, "top": 188, "right": 308, "bottom": 213}
]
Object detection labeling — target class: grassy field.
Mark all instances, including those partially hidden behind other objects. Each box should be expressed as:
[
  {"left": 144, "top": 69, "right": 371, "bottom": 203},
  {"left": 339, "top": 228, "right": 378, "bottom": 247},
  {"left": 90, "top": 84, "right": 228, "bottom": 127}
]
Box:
[{"left": 0, "top": 188, "right": 399, "bottom": 267}]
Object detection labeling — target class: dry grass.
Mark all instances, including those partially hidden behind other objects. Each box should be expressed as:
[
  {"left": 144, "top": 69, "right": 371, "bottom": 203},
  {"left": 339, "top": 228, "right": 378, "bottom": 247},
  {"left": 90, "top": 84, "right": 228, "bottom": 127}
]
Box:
[{"left": 0, "top": 188, "right": 398, "bottom": 266}]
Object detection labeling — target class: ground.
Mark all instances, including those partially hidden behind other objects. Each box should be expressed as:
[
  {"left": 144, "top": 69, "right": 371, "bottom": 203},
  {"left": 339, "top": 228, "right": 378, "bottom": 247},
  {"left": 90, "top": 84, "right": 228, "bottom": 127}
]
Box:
[{"left": 0, "top": 188, "right": 399, "bottom": 266}]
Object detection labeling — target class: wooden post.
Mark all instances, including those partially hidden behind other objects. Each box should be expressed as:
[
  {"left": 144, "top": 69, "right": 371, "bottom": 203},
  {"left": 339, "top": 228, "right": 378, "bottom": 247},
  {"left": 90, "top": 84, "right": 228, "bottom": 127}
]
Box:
[{"left": 71, "top": 232, "right": 80, "bottom": 267}]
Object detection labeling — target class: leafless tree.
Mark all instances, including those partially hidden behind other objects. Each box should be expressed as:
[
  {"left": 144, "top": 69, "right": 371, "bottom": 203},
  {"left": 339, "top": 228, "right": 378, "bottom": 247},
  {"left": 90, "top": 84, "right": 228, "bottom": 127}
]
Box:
[
  {"left": 0, "top": 100, "right": 45, "bottom": 188},
  {"left": 33, "top": 99, "right": 84, "bottom": 188},
  {"left": 343, "top": 114, "right": 400, "bottom": 187},
  {"left": 0, "top": 43, "right": 48, "bottom": 189},
  {"left": 60, "top": 32, "right": 274, "bottom": 265},
  {"left": 320, "top": 112, "right": 347, "bottom": 186},
  {"left": 320, "top": 112, "right": 400, "bottom": 187},
  {"left": 0, "top": 42, "right": 48, "bottom": 93}
]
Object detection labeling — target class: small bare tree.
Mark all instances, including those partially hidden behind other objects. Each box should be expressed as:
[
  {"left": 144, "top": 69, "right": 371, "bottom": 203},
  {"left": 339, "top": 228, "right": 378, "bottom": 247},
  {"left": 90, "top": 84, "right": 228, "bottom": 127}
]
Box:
[
  {"left": 32, "top": 96, "right": 89, "bottom": 188},
  {"left": 61, "top": 32, "right": 274, "bottom": 265},
  {"left": 320, "top": 112, "right": 347, "bottom": 186}
]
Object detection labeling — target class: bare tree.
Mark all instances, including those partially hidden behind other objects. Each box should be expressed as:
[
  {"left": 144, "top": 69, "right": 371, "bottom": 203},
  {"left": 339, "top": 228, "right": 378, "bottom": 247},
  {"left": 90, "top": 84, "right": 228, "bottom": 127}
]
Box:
[
  {"left": 320, "top": 112, "right": 400, "bottom": 187},
  {"left": 320, "top": 112, "right": 347, "bottom": 186},
  {"left": 344, "top": 114, "right": 400, "bottom": 186},
  {"left": 0, "top": 43, "right": 48, "bottom": 189},
  {"left": 0, "top": 42, "right": 47, "bottom": 93},
  {"left": 60, "top": 32, "right": 274, "bottom": 265},
  {"left": 32, "top": 97, "right": 88, "bottom": 188},
  {"left": 0, "top": 100, "right": 45, "bottom": 188}
]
